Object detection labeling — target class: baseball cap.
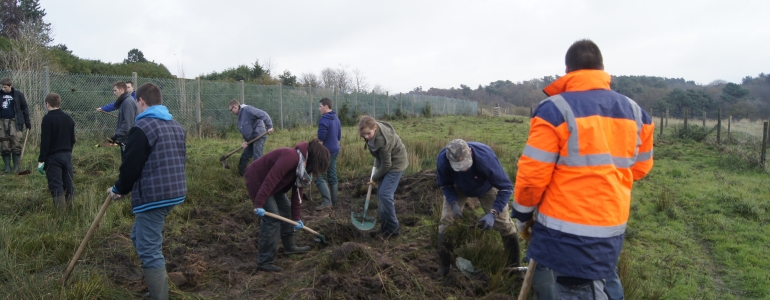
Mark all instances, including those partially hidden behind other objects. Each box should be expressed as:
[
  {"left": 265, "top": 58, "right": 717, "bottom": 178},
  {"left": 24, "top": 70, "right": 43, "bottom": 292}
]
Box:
[{"left": 445, "top": 139, "right": 472, "bottom": 171}]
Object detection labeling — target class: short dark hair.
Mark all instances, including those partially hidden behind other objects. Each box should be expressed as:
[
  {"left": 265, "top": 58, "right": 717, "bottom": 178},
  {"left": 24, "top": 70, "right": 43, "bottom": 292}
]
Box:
[
  {"left": 228, "top": 99, "right": 240, "bottom": 108},
  {"left": 45, "top": 93, "right": 61, "bottom": 108},
  {"left": 306, "top": 138, "right": 330, "bottom": 177},
  {"left": 126, "top": 81, "right": 134, "bottom": 87},
  {"left": 565, "top": 39, "right": 604, "bottom": 72},
  {"left": 136, "top": 83, "right": 162, "bottom": 106},
  {"left": 319, "top": 98, "right": 333, "bottom": 109},
  {"left": 0, "top": 77, "right": 12, "bottom": 86},
  {"left": 113, "top": 81, "right": 127, "bottom": 91}
]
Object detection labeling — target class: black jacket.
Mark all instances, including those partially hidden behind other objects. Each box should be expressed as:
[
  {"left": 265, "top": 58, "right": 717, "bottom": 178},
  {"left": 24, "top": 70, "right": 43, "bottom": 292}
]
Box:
[
  {"left": 38, "top": 109, "right": 76, "bottom": 162},
  {"left": 0, "top": 88, "right": 31, "bottom": 131}
]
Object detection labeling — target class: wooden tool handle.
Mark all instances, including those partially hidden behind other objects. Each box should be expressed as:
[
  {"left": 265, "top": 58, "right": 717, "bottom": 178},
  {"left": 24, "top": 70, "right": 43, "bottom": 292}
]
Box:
[
  {"left": 517, "top": 258, "right": 537, "bottom": 300},
  {"left": 263, "top": 211, "right": 320, "bottom": 236},
  {"left": 60, "top": 195, "right": 113, "bottom": 285},
  {"left": 221, "top": 132, "right": 269, "bottom": 160}
]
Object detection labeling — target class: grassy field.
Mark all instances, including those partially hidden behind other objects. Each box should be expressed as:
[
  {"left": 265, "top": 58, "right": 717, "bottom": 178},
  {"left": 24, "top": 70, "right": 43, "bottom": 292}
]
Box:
[{"left": 0, "top": 115, "right": 768, "bottom": 299}]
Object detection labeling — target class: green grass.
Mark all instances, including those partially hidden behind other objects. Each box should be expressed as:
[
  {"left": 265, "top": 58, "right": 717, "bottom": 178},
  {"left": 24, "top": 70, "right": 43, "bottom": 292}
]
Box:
[{"left": 0, "top": 116, "right": 768, "bottom": 299}]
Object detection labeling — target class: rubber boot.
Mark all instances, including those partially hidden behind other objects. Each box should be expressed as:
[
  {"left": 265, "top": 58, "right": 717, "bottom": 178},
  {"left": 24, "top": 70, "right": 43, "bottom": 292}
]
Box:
[
  {"left": 143, "top": 267, "right": 169, "bottom": 300},
  {"left": 282, "top": 235, "right": 311, "bottom": 254},
  {"left": 330, "top": 184, "right": 339, "bottom": 207},
  {"left": 53, "top": 194, "right": 66, "bottom": 210},
  {"left": 437, "top": 233, "right": 451, "bottom": 277},
  {"left": 315, "top": 182, "right": 333, "bottom": 211},
  {"left": 2, "top": 155, "right": 9, "bottom": 173},
  {"left": 502, "top": 234, "right": 521, "bottom": 268},
  {"left": 12, "top": 153, "right": 20, "bottom": 174},
  {"left": 257, "top": 264, "right": 283, "bottom": 272}
]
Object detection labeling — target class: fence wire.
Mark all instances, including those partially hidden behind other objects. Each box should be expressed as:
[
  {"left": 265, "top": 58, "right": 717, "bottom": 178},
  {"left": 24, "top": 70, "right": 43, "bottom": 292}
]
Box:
[{"left": 0, "top": 69, "right": 478, "bottom": 141}]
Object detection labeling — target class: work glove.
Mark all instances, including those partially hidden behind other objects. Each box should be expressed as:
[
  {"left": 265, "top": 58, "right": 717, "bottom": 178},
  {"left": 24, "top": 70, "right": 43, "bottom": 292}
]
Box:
[
  {"left": 450, "top": 201, "right": 463, "bottom": 219},
  {"left": 294, "top": 220, "right": 304, "bottom": 231},
  {"left": 37, "top": 162, "right": 45, "bottom": 175},
  {"left": 254, "top": 208, "right": 265, "bottom": 217},
  {"left": 516, "top": 219, "right": 529, "bottom": 234},
  {"left": 107, "top": 187, "right": 122, "bottom": 200},
  {"left": 478, "top": 211, "right": 496, "bottom": 230}
]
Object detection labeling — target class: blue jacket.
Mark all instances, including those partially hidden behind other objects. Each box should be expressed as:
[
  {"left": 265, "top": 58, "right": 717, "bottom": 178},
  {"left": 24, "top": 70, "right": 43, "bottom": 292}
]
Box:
[
  {"left": 318, "top": 111, "right": 341, "bottom": 155},
  {"left": 101, "top": 91, "right": 135, "bottom": 112},
  {"left": 238, "top": 105, "right": 273, "bottom": 141},
  {"left": 113, "top": 105, "right": 186, "bottom": 214},
  {"left": 436, "top": 142, "right": 513, "bottom": 213}
]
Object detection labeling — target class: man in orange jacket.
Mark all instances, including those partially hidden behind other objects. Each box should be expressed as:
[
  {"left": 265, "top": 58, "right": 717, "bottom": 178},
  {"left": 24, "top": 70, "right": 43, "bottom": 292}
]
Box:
[{"left": 512, "top": 39, "right": 654, "bottom": 299}]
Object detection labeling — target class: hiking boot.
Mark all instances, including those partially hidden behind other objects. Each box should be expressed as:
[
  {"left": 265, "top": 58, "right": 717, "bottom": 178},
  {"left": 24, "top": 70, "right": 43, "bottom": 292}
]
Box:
[
  {"left": 282, "top": 236, "right": 310, "bottom": 254},
  {"left": 437, "top": 233, "right": 451, "bottom": 277},
  {"left": 257, "top": 264, "right": 282, "bottom": 272},
  {"left": 2, "top": 155, "right": 9, "bottom": 173}
]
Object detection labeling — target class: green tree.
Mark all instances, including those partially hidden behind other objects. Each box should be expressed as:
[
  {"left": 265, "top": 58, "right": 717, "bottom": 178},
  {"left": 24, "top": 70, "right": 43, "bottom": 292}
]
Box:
[
  {"left": 279, "top": 70, "right": 297, "bottom": 86},
  {"left": 720, "top": 83, "right": 750, "bottom": 104},
  {"left": 123, "top": 48, "right": 148, "bottom": 63},
  {"left": 0, "top": 0, "right": 51, "bottom": 44}
]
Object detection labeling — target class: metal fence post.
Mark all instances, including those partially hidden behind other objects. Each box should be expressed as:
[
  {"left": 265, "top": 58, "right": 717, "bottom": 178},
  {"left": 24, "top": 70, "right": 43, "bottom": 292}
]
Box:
[
  {"left": 279, "top": 83, "right": 284, "bottom": 130},
  {"left": 333, "top": 87, "right": 337, "bottom": 112},
  {"left": 240, "top": 80, "right": 245, "bottom": 104},
  {"left": 372, "top": 91, "right": 376, "bottom": 118},
  {"left": 132, "top": 72, "right": 137, "bottom": 86},
  {"left": 197, "top": 77, "right": 201, "bottom": 139},
  {"left": 43, "top": 66, "right": 49, "bottom": 98}
]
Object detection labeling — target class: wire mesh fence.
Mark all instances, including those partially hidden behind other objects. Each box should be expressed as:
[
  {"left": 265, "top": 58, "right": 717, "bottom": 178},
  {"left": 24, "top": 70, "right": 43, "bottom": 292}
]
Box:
[{"left": 0, "top": 69, "right": 478, "bottom": 143}]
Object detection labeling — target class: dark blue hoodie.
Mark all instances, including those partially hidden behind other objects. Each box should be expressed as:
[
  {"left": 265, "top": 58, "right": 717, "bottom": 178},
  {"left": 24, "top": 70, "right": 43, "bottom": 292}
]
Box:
[{"left": 318, "top": 110, "right": 342, "bottom": 155}]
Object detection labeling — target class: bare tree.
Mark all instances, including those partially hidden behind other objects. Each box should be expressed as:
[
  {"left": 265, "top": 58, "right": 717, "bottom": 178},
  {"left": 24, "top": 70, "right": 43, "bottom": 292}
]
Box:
[
  {"left": 320, "top": 68, "right": 337, "bottom": 90},
  {"left": 334, "top": 65, "right": 352, "bottom": 93},
  {"left": 300, "top": 72, "right": 320, "bottom": 88},
  {"left": 372, "top": 84, "right": 386, "bottom": 94},
  {"left": 352, "top": 68, "right": 369, "bottom": 93}
]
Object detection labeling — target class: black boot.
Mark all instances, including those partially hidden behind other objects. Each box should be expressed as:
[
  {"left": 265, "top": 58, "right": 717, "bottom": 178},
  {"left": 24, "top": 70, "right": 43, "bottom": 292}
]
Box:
[
  {"left": 11, "top": 153, "right": 20, "bottom": 174},
  {"left": 437, "top": 233, "right": 451, "bottom": 277},
  {"left": 315, "top": 182, "right": 333, "bottom": 210},
  {"left": 282, "top": 235, "right": 311, "bottom": 254},
  {"left": 330, "top": 184, "right": 339, "bottom": 207},
  {"left": 502, "top": 234, "right": 521, "bottom": 268},
  {"left": 2, "top": 155, "right": 9, "bottom": 173}
]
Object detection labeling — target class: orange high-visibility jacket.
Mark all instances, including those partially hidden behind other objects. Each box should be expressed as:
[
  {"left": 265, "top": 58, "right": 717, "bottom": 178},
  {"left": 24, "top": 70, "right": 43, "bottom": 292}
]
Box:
[{"left": 513, "top": 69, "right": 654, "bottom": 279}]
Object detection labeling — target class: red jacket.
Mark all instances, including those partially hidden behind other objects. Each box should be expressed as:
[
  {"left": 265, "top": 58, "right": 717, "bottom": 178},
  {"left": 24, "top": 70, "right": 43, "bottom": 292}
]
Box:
[{"left": 245, "top": 142, "right": 308, "bottom": 220}]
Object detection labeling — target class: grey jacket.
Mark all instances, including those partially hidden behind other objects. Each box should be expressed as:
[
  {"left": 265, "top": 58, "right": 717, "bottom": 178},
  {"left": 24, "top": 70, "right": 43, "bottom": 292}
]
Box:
[
  {"left": 367, "top": 121, "right": 408, "bottom": 182},
  {"left": 113, "top": 93, "right": 137, "bottom": 144},
  {"left": 237, "top": 105, "right": 273, "bottom": 141}
]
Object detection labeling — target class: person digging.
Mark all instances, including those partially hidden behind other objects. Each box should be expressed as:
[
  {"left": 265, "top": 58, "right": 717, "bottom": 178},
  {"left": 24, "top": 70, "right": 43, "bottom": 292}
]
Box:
[{"left": 435, "top": 139, "right": 521, "bottom": 277}]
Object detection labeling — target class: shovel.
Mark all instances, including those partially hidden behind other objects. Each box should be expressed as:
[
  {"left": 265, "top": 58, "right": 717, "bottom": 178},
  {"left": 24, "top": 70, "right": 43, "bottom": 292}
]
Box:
[
  {"left": 60, "top": 194, "right": 113, "bottom": 285},
  {"left": 219, "top": 132, "right": 268, "bottom": 169},
  {"left": 98, "top": 110, "right": 118, "bottom": 118},
  {"left": 16, "top": 129, "right": 30, "bottom": 175},
  {"left": 262, "top": 211, "right": 327, "bottom": 245},
  {"left": 351, "top": 163, "right": 377, "bottom": 231}
]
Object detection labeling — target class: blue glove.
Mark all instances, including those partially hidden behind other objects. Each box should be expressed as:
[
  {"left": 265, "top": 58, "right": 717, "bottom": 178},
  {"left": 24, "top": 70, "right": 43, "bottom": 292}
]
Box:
[
  {"left": 37, "top": 162, "right": 45, "bottom": 175},
  {"left": 294, "top": 220, "right": 304, "bottom": 231},
  {"left": 254, "top": 208, "right": 265, "bottom": 217},
  {"left": 478, "top": 212, "right": 496, "bottom": 230},
  {"left": 450, "top": 201, "right": 463, "bottom": 219}
]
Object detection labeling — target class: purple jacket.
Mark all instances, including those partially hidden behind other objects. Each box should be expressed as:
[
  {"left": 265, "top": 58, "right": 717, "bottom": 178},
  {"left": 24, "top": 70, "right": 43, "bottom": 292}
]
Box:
[{"left": 318, "top": 111, "right": 341, "bottom": 155}]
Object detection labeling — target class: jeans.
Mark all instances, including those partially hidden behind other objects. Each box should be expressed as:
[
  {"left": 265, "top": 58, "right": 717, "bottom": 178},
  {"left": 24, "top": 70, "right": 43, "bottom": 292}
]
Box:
[
  {"left": 604, "top": 267, "right": 624, "bottom": 300},
  {"left": 377, "top": 171, "right": 403, "bottom": 235},
  {"left": 238, "top": 136, "right": 267, "bottom": 176},
  {"left": 45, "top": 152, "right": 74, "bottom": 199},
  {"left": 532, "top": 263, "right": 608, "bottom": 300},
  {"left": 131, "top": 205, "right": 174, "bottom": 269},
  {"left": 257, "top": 192, "right": 295, "bottom": 265},
  {"left": 313, "top": 153, "right": 338, "bottom": 186}
]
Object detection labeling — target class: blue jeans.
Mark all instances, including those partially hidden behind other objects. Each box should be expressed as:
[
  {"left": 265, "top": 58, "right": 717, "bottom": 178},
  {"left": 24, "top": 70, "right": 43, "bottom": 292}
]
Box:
[
  {"left": 131, "top": 205, "right": 174, "bottom": 269},
  {"left": 257, "top": 193, "right": 295, "bottom": 265},
  {"left": 238, "top": 136, "right": 267, "bottom": 176},
  {"left": 377, "top": 171, "right": 403, "bottom": 235},
  {"left": 313, "top": 153, "right": 338, "bottom": 186},
  {"left": 532, "top": 262, "right": 608, "bottom": 300},
  {"left": 604, "top": 268, "right": 624, "bottom": 300}
]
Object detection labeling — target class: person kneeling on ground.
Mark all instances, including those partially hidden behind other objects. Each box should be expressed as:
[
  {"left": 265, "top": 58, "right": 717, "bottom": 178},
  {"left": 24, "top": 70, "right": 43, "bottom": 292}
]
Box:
[
  {"left": 436, "top": 139, "right": 520, "bottom": 276},
  {"left": 245, "top": 138, "right": 330, "bottom": 272},
  {"left": 38, "top": 93, "right": 76, "bottom": 209}
]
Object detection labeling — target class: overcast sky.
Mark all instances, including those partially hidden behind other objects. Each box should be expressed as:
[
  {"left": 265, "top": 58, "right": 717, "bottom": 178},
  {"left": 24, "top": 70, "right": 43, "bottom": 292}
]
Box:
[{"left": 41, "top": 0, "right": 769, "bottom": 93}]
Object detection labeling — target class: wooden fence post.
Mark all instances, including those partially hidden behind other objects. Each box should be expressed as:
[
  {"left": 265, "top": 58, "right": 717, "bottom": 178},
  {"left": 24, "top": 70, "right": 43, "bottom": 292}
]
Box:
[
  {"left": 659, "top": 113, "right": 664, "bottom": 137},
  {"left": 665, "top": 109, "right": 669, "bottom": 128},
  {"left": 684, "top": 109, "right": 688, "bottom": 129},
  {"left": 703, "top": 111, "right": 706, "bottom": 128},
  {"left": 717, "top": 108, "right": 722, "bottom": 145},
  {"left": 196, "top": 77, "right": 201, "bottom": 139},
  {"left": 762, "top": 122, "right": 768, "bottom": 168},
  {"left": 279, "top": 84, "right": 284, "bottom": 130}
]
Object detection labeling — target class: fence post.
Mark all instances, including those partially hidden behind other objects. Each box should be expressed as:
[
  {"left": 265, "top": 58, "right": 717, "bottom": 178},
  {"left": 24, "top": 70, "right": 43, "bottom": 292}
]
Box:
[
  {"left": 386, "top": 91, "right": 389, "bottom": 116},
  {"left": 132, "top": 72, "right": 137, "bottom": 86},
  {"left": 727, "top": 116, "right": 732, "bottom": 144},
  {"left": 197, "top": 77, "right": 201, "bottom": 139},
  {"left": 702, "top": 111, "right": 706, "bottom": 128},
  {"left": 279, "top": 84, "right": 284, "bottom": 130},
  {"left": 717, "top": 108, "right": 722, "bottom": 145},
  {"left": 399, "top": 92, "right": 402, "bottom": 112},
  {"left": 684, "top": 109, "right": 688, "bottom": 129},
  {"left": 762, "top": 122, "right": 768, "bottom": 168},
  {"left": 333, "top": 87, "right": 337, "bottom": 112},
  {"left": 43, "top": 66, "right": 49, "bottom": 98},
  {"left": 240, "top": 80, "right": 245, "bottom": 104},
  {"left": 309, "top": 86, "right": 313, "bottom": 125},
  {"left": 354, "top": 89, "right": 358, "bottom": 112},
  {"left": 659, "top": 112, "right": 664, "bottom": 137},
  {"left": 665, "top": 109, "right": 669, "bottom": 128},
  {"left": 372, "top": 90, "right": 376, "bottom": 118}
]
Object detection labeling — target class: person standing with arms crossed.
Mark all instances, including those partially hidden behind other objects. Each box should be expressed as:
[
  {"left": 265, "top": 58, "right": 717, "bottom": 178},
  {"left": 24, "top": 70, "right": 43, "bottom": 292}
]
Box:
[
  {"left": 108, "top": 83, "right": 187, "bottom": 300},
  {"left": 512, "top": 39, "right": 654, "bottom": 299},
  {"left": 228, "top": 100, "right": 274, "bottom": 177},
  {"left": 314, "top": 97, "right": 342, "bottom": 211}
]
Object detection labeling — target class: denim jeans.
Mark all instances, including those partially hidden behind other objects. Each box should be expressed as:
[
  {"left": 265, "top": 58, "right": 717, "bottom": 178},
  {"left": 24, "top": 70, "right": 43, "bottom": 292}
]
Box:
[
  {"left": 238, "top": 136, "right": 267, "bottom": 176},
  {"left": 45, "top": 151, "right": 74, "bottom": 199},
  {"left": 257, "top": 192, "right": 295, "bottom": 265},
  {"left": 604, "top": 267, "right": 624, "bottom": 300},
  {"left": 313, "top": 153, "right": 338, "bottom": 186},
  {"left": 532, "top": 262, "right": 608, "bottom": 300},
  {"left": 131, "top": 205, "right": 174, "bottom": 269},
  {"left": 377, "top": 171, "right": 403, "bottom": 235}
]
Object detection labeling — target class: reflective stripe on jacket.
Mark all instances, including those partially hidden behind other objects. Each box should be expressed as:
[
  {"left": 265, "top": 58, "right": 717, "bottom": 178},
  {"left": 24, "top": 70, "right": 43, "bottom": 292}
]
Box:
[{"left": 513, "top": 69, "right": 654, "bottom": 279}]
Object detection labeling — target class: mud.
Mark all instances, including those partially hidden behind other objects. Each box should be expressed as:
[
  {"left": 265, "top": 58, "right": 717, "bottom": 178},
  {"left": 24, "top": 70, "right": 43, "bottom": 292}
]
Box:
[{"left": 99, "top": 171, "right": 521, "bottom": 299}]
